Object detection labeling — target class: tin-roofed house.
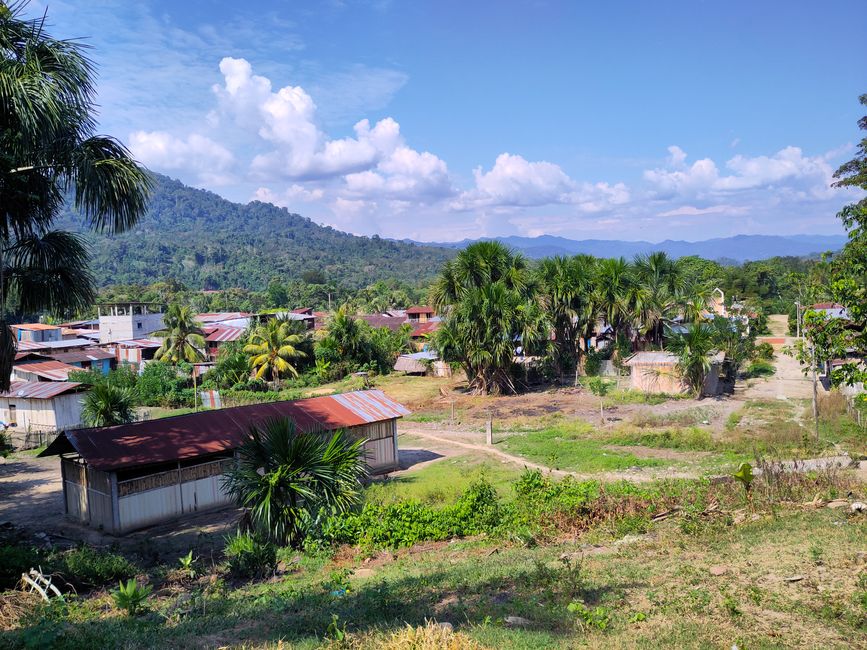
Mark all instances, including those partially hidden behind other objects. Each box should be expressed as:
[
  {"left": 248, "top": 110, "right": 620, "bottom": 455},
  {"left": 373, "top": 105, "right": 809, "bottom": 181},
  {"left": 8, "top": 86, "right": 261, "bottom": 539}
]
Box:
[
  {"left": 0, "top": 381, "right": 87, "bottom": 450},
  {"left": 40, "top": 390, "right": 409, "bottom": 534},
  {"left": 623, "top": 351, "right": 726, "bottom": 396}
]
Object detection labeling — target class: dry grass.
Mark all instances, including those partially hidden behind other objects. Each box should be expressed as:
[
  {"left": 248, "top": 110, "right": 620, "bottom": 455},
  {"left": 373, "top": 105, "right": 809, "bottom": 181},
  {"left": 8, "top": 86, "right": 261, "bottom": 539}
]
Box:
[{"left": 0, "top": 591, "right": 42, "bottom": 631}]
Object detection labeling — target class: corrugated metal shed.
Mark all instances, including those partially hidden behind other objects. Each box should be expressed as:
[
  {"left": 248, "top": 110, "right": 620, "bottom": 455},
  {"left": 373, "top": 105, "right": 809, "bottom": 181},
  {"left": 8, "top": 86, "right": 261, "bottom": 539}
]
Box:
[
  {"left": 41, "top": 389, "right": 410, "bottom": 471},
  {"left": 0, "top": 381, "right": 84, "bottom": 399},
  {"left": 13, "top": 360, "right": 81, "bottom": 380}
]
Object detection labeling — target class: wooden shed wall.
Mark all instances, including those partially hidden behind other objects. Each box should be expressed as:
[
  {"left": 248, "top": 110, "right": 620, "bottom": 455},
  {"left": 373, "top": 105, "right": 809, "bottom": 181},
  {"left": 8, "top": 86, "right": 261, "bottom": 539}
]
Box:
[{"left": 347, "top": 419, "right": 398, "bottom": 474}]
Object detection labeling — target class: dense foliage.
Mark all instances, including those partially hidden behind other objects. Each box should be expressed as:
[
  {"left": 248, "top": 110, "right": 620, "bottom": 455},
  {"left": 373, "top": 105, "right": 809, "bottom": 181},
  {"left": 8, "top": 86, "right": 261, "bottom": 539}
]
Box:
[
  {"left": 56, "top": 174, "right": 454, "bottom": 291},
  {"left": 0, "top": 4, "right": 149, "bottom": 388}
]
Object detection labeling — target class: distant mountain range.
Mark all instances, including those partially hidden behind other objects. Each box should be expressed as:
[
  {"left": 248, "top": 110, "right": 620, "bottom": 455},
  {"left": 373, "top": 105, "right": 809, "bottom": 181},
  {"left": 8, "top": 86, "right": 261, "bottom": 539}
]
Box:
[{"left": 412, "top": 234, "right": 847, "bottom": 263}]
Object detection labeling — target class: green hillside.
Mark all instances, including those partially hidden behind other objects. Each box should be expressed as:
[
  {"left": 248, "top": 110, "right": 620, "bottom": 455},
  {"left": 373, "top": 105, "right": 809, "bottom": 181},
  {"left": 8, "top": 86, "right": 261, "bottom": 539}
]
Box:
[{"left": 56, "top": 174, "right": 454, "bottom": 290}]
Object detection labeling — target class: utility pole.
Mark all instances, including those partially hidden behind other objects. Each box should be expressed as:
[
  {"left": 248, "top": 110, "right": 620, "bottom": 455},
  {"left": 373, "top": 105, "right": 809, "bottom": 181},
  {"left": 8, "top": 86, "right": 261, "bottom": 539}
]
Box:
[{"left": 810, "top": 342, "right": 819, "bottom": 441}]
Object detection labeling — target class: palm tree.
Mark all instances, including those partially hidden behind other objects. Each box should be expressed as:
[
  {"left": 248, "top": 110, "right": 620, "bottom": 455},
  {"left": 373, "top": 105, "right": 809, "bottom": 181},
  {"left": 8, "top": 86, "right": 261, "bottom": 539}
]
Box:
[
  {"left": 537, "top": 255, "right": 596, "bottom": 381},
  {"left": 0, "top": 6, "right": 151, "bottom": 389},
  {"left": 81, "top": 383, "right": 134, "bottom": 427},
  {"left": 666, "top": 323, "right": 716, "bottom": 396},
  {"left": 430, "top": 241, "right": 546, "bottom": 394},
  {"left": 221, "top": 418, "right": 366, "bottom": 546},
  {"left": 244, "top": 318, "right": 306, "bottom": 382},
  {"left": 155, "top": 304, "right": 206, "bottom": 364},
  {"left": 323, "top": 306, "right": 368, "bottom": 362}
]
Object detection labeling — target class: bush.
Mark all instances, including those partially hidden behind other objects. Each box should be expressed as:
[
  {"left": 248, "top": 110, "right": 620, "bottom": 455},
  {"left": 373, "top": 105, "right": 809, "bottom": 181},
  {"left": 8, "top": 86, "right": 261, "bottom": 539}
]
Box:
[
  {"left": 754, "top": 342, "right": 775, "bottom": 361},
  {"left": 53, "top": 546, "right": 138, "bottom": 588},
  {"left": 224, "top": 532, "right": 277, "bottom": 579},
  {"left": 584, "top": 350, "right": 603, "bottom": 377},
  {"left": 744, "top": 360, "right": 776, "bottom": 378},
  {"left": 136, "top": 361, "right": 190, "bottom": 407}
]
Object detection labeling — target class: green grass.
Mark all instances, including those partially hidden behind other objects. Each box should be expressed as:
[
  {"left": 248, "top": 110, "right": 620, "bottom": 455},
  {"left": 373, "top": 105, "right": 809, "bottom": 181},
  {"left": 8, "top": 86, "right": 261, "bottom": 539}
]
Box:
[
  {"left": 4, "top": 507, "right": 864, "bottom": 649},
  {"left": 497, "top": 424, "right": 662, "bottom": 472},
  {"left": 366, "top": 453, "right": 523, "bottom": 506}
]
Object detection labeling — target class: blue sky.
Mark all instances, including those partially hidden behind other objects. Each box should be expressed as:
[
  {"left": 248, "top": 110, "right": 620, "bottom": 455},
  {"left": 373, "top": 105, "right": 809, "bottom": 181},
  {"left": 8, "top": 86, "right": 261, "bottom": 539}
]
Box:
[{"left": 33, "top": 0, "right": 866, "bottom": 241}]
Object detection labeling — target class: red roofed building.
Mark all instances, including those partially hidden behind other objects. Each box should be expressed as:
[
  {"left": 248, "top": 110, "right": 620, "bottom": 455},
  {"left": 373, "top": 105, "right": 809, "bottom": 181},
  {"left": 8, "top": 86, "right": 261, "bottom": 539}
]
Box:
[
  {"left": 40, "top": 389, "right": 410, "bottom": 534},
  {"left": 0, "top": 381, "right": 87, "bottom": 450},
  {"left": 406, "top": 306, "right": 436, "bottom": 323},
  {"left": 203, "top": 325, "right": 246, "bottom": 360}
]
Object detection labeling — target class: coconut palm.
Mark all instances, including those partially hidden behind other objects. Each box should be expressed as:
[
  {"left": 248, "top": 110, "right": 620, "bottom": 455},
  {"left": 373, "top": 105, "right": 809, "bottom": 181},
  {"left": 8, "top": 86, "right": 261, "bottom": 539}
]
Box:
[
  {"left": 0, "top": 5, "right": 151, "bottom": 389},
  {"left": 666, "top": 323, "right": 716, "bottom": 396},
  {"left": 81, "top": 383, "right": 134, "bottom": 427},
  {"left": 222, "top": 418, "right": 366, "bottom": 546},
  {"left": 155, "top": 304, "right": 206, "bottom": 364},
  {"left": 244, "top": 318, "right": 306, "bottom": 382}
]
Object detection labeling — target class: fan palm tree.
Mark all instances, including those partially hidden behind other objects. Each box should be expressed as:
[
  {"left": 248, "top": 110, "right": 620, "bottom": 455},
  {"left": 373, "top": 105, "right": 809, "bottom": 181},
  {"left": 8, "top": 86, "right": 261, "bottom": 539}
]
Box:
[
  {"left": 81, "top": 383, "right": 134, "bottom": 427},
  {"left": 244, "top": 318, "right": 306, "bottom": 382},
  {"left": 0, "top": 5, "right": 151, "bottom": 389},
  {"left": 154, "top": 304, "right": 206, "bottom": 364},
  {"left": 221, "top": 418, "right": 366, "bottom": 546}
]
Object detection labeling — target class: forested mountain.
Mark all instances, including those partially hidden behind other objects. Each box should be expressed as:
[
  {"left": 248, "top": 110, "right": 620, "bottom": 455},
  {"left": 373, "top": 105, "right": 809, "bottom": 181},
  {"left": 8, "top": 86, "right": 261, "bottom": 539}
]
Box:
[
  {"left": 415, "top": 233, "right": 847, "bottom": 262},
  {"left": 56, "top": 174, "right": 454, "bottom": 290}
]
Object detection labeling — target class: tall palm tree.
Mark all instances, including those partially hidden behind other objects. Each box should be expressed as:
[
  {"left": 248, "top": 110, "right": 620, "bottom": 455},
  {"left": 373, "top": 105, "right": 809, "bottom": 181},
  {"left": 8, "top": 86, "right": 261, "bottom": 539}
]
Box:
[
  {"left": 155, "top": 304, "right": 206, "bottom": 364},
  {"left": 81, "top": 383, "right": 134, "bottom": 427},
  {"left": 222, "top": 418, "right": 366, "bottom": 546},
  {"left": 324, "top": 306, "right": 368, "bottom": 361},
  {"left": 537, "top": 255, "right": 596, "bottom": 380},
  {"left": 430, "top": 242, "right": 548, "bottom": 394},
  {"left": 244, "top": 318, "right": 306, "bottom": 382},
  {"left": 0, "top": 6, "right": 151, "bottom": 389}
]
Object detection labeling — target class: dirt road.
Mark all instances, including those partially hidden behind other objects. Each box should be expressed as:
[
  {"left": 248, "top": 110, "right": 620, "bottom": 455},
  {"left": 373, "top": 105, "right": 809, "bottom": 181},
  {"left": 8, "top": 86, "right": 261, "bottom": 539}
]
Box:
[{"left": 747, "top": 315, "right": 814, "bottom": 400}]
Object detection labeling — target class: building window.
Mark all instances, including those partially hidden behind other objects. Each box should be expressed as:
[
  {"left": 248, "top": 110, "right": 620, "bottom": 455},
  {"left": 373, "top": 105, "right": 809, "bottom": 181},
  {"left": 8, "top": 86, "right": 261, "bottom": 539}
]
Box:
[
  {"left": 8, "top": 404, "right": 16, "bottom": 427},
  {"left": 137, "top": 322, "right": 142, "bottom": 329}
]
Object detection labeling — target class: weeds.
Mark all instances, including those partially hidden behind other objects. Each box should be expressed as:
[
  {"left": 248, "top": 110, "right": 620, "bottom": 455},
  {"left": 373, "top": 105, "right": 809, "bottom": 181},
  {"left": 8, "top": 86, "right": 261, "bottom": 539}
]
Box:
[{"left": 111, "top": 579, "right": 152, "bottom": 616}]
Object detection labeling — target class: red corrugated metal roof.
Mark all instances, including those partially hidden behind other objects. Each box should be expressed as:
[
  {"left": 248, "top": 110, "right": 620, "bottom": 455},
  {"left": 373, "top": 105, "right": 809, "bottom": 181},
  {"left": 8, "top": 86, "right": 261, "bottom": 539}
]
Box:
[
  {"left": 13, "top": 360, "right": 81, "bottom": 381},
  {"left": 204, "top": 325, "right": 246, "bottom": 342},
  {"left": 811, "top": 302, "right": 845, "bottom": 309},
  {"left": 0, "top": 381, "right": 84, "bottom": 399},
  {"left": 411, "top": 321, "right": 441, "bottom": 337},
  {"left": 406, "top": 306, "right": 435, "bottom": 315},
  {"left": 359, "top": 315, "right": 407, "bottom": 331},
  {"left": 44, "top": 389, "right": 410, "bottom": 471}
]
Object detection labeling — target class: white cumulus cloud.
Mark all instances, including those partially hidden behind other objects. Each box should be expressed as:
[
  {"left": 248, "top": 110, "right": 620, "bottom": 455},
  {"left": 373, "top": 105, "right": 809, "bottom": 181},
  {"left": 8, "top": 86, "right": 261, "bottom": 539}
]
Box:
[{"left": 128, "top": 131, "right": 234, "bottom": 185}]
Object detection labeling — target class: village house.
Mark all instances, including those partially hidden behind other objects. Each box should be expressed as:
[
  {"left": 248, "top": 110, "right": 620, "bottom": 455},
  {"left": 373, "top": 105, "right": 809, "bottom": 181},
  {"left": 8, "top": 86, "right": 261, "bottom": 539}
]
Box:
[
  {"left": 114, "top": 338, "right": 162, "bottom": 370},
  {"left": 203, "top": 325, "right": 246, "bottom": 361},
  {"left": 406, "top": 306, "right": 436, "bottom": 324},
  {"left": 623, "top": 351, "right": 726, "bottom": 396},
  {"left": 11, "top": 359, "right": 81, "bottom": 382},
  {"left": 98, "top": 302, "right": 165, "bottom": 344},
  {"left": 40, "top": 389, "right": 410, "bottom": 534},
  {"left": 42, "top": 349, "right": 115, "bottom": 374},
  {"left": 0, "top": 381, "right": 87, "bottom": 450},
  {"left": 810, "top": 302, "right": 849, "bottom": 320},
  {"left": 11, "top": 323, "right": 63, "bottom": 343}
]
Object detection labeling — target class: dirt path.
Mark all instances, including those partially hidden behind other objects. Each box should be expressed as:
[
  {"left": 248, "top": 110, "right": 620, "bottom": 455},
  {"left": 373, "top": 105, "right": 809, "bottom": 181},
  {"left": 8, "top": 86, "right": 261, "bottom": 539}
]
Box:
[
  {"left": 747, "top": 315, "right": 814, "bottom": 401},
  {"left": 400, "top": 426, "right": 698, "bottom": 482}
]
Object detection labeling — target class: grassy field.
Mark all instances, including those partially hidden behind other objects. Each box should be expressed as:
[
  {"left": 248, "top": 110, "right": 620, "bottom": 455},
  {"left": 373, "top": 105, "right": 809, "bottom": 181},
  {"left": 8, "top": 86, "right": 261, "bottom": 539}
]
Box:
[{"left": 3, "top": 497, "right": 864, "bottom": 648}]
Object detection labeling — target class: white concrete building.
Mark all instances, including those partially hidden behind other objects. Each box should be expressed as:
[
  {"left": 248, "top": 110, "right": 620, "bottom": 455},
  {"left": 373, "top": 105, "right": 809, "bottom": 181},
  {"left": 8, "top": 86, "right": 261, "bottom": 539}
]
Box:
[{"left": 98, "top": 303, "right": 165, "bottom": 344}]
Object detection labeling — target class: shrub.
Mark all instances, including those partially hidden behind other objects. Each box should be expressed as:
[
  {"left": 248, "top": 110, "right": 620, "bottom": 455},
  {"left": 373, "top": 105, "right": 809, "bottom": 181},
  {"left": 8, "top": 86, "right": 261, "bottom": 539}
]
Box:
[
  {"left": 54, "top": 546, "right": 138, "bottom": 588},
  {"left": 112, "top": 579, "right": 152, "bottom": 615},
  {"left": 754, "top": 342, "right": 775, "bottom": 361},
  {"left": 224, "top": 532, "right": 277, "bottom": 579},
  {"left": 744, "top": 360, "right": 775, "bottom": 378}
]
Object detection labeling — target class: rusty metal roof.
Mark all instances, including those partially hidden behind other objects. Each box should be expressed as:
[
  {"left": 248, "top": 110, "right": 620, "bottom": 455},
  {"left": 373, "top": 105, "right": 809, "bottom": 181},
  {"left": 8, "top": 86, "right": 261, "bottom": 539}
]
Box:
[
  {"left": 13, "top": 360, "right": 81, "bottom": 381},
  {"left": 411, "top": 321, "right": 441, "bottom": 337},
  {"left": 11, "top": 323, "right": 61, "bottom": 331},
  {"left": 406, "top": 306, "right": 435, "bottom": 315},
  {"left": 204, "top": 325, "right": 246, "bottom": 343},
  {"left": 40, "top": 389, "right": 410, "bottom": 471},
  {"left": 43, "top": 349, "right": 115, "bottom": 364},
  {"left": 196, "top": 312, "right": 251, "bottom": 323},
  {"left": 0, "top": 381, "right": 84, "bottom": 399}
]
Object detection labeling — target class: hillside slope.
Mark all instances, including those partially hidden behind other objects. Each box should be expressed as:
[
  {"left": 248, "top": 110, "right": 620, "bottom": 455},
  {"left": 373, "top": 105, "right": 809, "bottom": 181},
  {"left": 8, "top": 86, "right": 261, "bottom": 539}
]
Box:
[{"left": 57, "top": 174, "right": 454, "bottom": 290}]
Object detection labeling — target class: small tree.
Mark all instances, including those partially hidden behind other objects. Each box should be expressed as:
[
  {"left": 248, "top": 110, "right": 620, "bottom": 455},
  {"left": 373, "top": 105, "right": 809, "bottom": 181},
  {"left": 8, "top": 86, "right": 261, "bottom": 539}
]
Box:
[
  {"left": 221, "top": 418, "right": 366, "bottom": 547},
  {"left": 81, "top": 383, "right": 134, "bottom": 426},
  {"left": 586, "top": 376, "right": 615, "bottom": 425}
]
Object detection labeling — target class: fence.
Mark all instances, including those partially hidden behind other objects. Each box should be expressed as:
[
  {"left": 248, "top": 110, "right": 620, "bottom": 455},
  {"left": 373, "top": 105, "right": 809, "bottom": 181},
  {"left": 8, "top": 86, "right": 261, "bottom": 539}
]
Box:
[{"left": 5, "top": 424, "right": 67, "bottom": 451}]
